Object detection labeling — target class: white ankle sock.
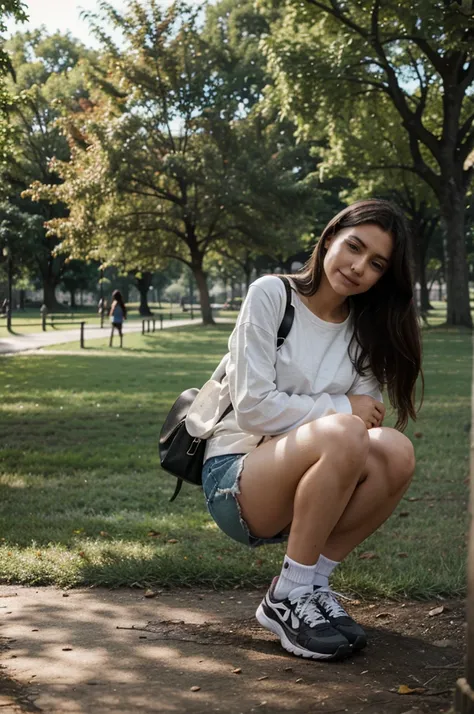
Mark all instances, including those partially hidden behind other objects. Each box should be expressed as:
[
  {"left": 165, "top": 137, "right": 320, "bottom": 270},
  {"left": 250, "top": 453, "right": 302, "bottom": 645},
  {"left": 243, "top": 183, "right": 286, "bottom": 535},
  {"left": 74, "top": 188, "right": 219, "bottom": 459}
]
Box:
[
  {"left": 273, "top": 555, "right": 318, "bottom": 600},
  {"left": 313, "top": 554, "right": 340, "bottom": 588}
]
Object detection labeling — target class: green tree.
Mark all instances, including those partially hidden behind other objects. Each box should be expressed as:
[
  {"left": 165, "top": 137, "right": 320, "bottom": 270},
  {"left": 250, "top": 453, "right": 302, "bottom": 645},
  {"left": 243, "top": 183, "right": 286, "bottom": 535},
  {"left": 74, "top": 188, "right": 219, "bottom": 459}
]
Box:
[
  {"left": 0, "top": 1, "right": 27, "bottom": 162},
  {"left": 262, "top": 0, "right": 474, "bottom": 326},
  {"left": 59, "top": 260, "right": 98, "bottom": 309},
  {"left": 27, "top": 0, "right": 316, "bottom": 324},
  {"left": 2, "top": 29, "right": 94, "bottom": 309},
  {"left": 308, "top": 91, "right": 444, "bottom": 312}
]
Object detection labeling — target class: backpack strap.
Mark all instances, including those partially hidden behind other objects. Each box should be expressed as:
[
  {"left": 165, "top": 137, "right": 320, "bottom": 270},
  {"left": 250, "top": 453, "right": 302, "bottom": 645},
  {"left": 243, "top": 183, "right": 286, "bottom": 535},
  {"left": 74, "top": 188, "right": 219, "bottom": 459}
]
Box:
[
  {"left": 170, "top": 480, "right": 183, "bottom": 502},
  {"left": 276, "top": 276, "right": 295, "bottom": 350}
]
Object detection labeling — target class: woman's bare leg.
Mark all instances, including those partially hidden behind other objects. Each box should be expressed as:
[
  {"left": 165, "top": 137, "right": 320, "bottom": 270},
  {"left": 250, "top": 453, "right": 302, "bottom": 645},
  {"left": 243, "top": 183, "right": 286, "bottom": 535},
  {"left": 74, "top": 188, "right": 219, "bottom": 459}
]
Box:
[
  {"left": 237, "top": 419, "right": 415, "bottom": 565},
  {"left": 321, "top": 427, "right": 415, "bottom": 561},
  {"left": 109, "top": 325, "right": 115, "bottom": 347},
  {"left": 236, "top": 413, "right": 370, "bottom": 564}
]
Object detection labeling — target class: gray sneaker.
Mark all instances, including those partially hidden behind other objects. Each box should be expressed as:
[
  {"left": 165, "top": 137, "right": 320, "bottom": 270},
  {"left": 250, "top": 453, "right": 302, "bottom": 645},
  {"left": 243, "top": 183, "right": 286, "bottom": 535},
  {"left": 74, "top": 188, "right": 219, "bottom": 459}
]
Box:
[
  {"left": 256, "top": 577, "right": 352, "bottom": 660},
  {"left": 312, "top": 586, "right": 367, "bottom": 651}
]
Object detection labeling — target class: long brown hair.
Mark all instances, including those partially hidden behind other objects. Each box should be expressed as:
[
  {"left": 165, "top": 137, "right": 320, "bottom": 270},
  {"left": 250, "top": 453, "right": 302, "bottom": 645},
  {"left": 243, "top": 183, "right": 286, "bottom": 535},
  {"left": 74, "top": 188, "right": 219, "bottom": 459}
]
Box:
[
  {"left": 111, "top": 289, "right": 127, "bottom": 319},
  {"left": 289, "top": 198, "right": 423, "bottom": 431}
]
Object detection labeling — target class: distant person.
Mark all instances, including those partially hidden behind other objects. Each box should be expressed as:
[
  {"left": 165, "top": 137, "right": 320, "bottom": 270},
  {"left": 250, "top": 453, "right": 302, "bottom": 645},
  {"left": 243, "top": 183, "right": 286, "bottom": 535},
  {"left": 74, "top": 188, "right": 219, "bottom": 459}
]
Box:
[
  {"left": 0, "top": 298, "right": 8, "bottom": 315},
  {"left": 109, "top": 290, "right": 127, "bottom": 348}
]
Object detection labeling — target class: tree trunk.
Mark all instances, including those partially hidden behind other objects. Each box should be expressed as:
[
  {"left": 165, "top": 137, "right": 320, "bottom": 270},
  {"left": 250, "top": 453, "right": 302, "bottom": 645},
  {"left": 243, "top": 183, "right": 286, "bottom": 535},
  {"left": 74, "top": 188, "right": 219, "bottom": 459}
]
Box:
[
  {"left": 70, "top": 290, "right": 76, "bottom": 309},
  {"left": 136, "top": 272, "right": 153, "bottom": 316},
  {"left": 244, "top": 266, "right": 252, "bottom": 295},
  {"left": 43, "top": 278, "right": 62, "bottom": 312},
  {"left": 19, "top": 289, "right": 25, "bottom": 310},
  {"left": 410, "top": 219, "right": 433, "bottom": 313},
  {"left": 193, "top": 263, "right": 214, "bottom": 325},
  {"left": 418, "top": 259, "right": 432, "bottom": 313},
  {"left": 441, "top": 190, "right": 472, "bottom": 328}
]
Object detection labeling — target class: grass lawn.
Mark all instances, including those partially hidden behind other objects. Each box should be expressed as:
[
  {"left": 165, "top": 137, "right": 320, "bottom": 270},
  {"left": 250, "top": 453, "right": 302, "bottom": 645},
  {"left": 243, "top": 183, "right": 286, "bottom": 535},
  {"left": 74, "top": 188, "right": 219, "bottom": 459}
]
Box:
[{"left": 0, "top": 323, "right": 471, "bottom": 599}]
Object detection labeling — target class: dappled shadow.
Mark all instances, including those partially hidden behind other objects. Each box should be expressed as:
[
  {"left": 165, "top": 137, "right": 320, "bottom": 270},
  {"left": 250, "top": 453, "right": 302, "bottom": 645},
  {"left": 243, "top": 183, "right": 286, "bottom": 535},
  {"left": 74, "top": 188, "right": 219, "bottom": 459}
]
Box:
[{"left": 0, "top": 587, "right": 462, "bottom": 713}]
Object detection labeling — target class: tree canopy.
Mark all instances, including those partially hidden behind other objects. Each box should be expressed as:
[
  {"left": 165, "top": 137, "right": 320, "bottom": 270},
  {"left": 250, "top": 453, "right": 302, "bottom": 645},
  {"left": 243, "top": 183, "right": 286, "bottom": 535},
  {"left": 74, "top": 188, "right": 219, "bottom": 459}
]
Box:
[{"left": 261, "top": 0, "right": 474, "bottom": 325}]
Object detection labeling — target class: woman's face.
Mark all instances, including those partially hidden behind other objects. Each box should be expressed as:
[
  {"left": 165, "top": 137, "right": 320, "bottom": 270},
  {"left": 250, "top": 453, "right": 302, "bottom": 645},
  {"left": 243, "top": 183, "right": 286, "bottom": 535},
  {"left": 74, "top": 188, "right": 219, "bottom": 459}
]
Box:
[{"left": 323, "top": 223, "right": 393, "bottom": 297}]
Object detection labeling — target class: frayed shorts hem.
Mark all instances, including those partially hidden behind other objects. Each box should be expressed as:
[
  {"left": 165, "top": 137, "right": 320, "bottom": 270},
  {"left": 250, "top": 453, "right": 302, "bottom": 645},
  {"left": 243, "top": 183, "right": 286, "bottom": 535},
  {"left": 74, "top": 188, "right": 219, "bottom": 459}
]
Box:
[{"left": 202, "top": 453, "right": 289, "bottom": 549}]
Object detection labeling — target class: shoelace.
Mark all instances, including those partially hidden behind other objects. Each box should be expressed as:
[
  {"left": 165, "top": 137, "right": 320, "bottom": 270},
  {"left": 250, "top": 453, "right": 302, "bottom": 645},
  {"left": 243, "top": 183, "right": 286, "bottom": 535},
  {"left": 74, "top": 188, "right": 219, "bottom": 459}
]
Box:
[
  {"left": 289, "top": 590, "right": 328, "bottom": 628},
  {"left": 312, "top": 586, "right": 350, "bottom": 619}
]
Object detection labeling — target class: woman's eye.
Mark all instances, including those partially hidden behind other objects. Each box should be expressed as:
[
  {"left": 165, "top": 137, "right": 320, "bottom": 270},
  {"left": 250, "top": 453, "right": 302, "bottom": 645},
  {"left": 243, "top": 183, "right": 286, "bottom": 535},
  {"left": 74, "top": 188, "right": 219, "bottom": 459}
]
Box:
[
  {"left": 373, "top": 262, "right": 383, "bottom": 271},
  {"left": 348, "top": 243, "right": 358, "bottom": 251}
]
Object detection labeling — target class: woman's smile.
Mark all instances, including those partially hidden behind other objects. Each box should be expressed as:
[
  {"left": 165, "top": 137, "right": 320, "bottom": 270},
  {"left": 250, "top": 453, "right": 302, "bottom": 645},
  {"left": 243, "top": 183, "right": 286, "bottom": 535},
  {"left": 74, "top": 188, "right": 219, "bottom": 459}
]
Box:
[{"left": 337, "top": 269, "right": 360, "bottom": 287}]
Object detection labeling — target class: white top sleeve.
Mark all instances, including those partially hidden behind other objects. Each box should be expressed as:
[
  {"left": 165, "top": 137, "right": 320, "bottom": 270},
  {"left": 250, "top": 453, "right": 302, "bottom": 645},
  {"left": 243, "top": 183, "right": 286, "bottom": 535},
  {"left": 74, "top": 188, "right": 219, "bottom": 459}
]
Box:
[
  {"left": 348, "top": 364, "right": 383, "bottom": 403},
  {"left": 226, "top": 282, "right": 352, "bottom": 436}
]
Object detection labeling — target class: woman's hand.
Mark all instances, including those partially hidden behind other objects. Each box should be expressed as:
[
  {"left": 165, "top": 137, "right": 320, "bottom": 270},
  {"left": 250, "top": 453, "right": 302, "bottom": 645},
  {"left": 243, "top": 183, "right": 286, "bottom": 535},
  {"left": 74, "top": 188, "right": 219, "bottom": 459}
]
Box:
[{"left": 347, "top": 395, "right": 385, "bottom": 429}]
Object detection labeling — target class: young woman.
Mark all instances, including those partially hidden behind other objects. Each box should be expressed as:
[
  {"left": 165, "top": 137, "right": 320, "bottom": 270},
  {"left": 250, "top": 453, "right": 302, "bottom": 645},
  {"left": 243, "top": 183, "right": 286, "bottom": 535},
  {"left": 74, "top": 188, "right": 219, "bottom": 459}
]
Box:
[
  {"left": 109, "top": 290, "right": 127, "bottom": 348},
  {"left": 188, "top": 199, "right": 422, "bottom": 661}
]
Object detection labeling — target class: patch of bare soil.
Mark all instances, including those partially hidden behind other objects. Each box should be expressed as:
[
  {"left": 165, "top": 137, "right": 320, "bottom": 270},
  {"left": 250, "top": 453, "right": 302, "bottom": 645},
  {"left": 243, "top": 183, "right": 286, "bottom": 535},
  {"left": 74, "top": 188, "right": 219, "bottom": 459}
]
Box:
[
  {"left": 0, "top": 586, "right": 465, "bottom": 713},
  {"left": 0, "top": 638, "right": 41, "bottom": 712},
  {"left": 138, "top": 595, "right": 465, "bottom": 713}
]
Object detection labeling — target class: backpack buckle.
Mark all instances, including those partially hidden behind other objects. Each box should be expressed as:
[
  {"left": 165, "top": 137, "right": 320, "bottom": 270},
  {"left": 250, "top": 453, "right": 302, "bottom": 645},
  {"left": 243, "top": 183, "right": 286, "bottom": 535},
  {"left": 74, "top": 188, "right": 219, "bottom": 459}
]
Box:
[{"left": 186, "top": 438, "right": 201, "bottom": 456}]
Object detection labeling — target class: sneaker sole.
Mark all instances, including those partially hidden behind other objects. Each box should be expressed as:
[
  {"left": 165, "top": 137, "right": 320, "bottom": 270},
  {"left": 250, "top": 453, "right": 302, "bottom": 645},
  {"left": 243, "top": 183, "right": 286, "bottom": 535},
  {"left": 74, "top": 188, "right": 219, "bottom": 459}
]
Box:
[
  {"left": 352, "top": 635, "right": 366, "bottom": 651},
  {"left": 256, "top": 604, "right": 352, "bottom": 661}
]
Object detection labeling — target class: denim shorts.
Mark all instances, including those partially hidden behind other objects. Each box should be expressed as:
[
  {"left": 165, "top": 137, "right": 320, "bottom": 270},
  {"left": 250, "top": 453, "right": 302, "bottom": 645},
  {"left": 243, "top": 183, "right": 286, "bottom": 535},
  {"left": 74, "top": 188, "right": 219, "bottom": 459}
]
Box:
[{"left": 202, "top": 453, "right": 289, "bottom": 549}]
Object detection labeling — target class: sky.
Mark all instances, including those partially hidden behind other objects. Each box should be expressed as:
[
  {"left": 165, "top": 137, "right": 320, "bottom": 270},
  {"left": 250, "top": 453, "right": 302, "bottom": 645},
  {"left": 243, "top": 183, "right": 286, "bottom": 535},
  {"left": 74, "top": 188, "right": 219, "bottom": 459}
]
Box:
[{"left": 5, "top": 0, "right": 203, "bottom": 47}]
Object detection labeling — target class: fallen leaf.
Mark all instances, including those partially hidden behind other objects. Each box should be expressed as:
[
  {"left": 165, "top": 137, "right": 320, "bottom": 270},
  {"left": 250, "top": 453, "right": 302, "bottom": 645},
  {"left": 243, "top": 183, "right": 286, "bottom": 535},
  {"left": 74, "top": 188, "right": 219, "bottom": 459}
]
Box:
[
  {"left": 397, "top": 552, "right": 409, "bottom": 558},
  {"left": 375, "top": 612, "right": 391, "bottom": 618},
  {"left": 414, "top": 432, "right": 423, "bottom": 438},
  {"left": 99, "top": 531, "right": 109, "bottom": 538},
  {"left": 144, "top": 589, "right": 157, "bottom": 598},
  {"left": 358, "top": 551, "right": 379, "bottom": 560},
  {"left": 62, "top": 647, "right": 73, "bottom": 651},
  {"left": 399, "top": 512, "right": 410, "bottom": 518},
  {"left": 232, "top": 668, "right": 242, "bottom": 674},
  {"left": 295, "top": 678, "right": 303, "bottom": 683},
  {"left": 167, "top": 539, "right": 178, "bottom": 544},
  {"left": 257, "top": 676, "right": 268, "bottom": 681},
  {"left": 147, "top": 531, "right": 161, "bottom": 537},
  {"left": 428, "top": 605, "right": 445, "bottom": 617},
  {"left": 433, "top": 639, "right": 457, "bottom": 648},
  {"left": 190, "top": 686, "right": 201, "bottom": 692},
  {"left": 398, "top": 684, "right": 426, "bottom": 695}
]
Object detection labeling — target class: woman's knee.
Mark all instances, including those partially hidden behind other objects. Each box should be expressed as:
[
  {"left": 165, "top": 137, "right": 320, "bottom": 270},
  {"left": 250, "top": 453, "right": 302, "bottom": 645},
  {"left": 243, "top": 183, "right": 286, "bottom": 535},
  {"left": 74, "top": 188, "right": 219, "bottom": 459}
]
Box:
[
  {"left": 376, "top": 429, "right": 415, "bottom": 493},
  {"left": 317, "top": 413, "right": 370, "bottom": 468}
]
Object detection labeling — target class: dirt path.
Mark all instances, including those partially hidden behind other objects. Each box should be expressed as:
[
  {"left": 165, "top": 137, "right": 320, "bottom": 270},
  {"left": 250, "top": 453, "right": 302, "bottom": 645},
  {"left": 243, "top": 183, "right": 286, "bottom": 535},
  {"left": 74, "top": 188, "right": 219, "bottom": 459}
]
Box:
[{"left": 0, "top": 585, "right": 463, "bottom": 713}]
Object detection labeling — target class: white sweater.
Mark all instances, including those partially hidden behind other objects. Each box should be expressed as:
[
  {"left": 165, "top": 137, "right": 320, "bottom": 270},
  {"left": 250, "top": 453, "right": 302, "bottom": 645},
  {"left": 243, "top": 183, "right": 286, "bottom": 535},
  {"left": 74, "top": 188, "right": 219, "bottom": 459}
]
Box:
[{"left": 186, "top": 275, "right": 383, "bottom": 461}]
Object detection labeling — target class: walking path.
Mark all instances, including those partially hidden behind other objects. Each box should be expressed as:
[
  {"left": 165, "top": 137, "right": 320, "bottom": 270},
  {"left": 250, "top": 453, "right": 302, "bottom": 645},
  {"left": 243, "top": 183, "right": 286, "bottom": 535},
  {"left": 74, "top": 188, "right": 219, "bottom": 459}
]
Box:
[
  {"left": 0, "top": 584, "right": 462, "bottom": 713},
  {"left": 0, "top": 317, "right": 234, "bottom": 355}
]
